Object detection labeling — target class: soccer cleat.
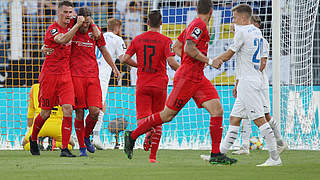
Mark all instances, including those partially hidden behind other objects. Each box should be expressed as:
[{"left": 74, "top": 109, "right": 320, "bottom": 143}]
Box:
[
  {"left": 79, "top": 147, "right": 88, "bottom": 157},
  {"left": 209, "top": 153, "right": 237, "bottom": 165},
  {"left": 29, "top": 136, "right": 40, "bottom": 155},
  {"left": 143, "top": 130, "right": 153, "bottom": 151},
  {"left": 84, "top": 137, "right": 95, "bottom": 153},
  {"left": 232, "top": 147, "right": 250, "bottom": 155},
  {"left": 200, "top": 154, "right": 210, "bottom": 161},
  {"left": 92, "top": 138, "right": 104, "bottom": 150},
  {"left": 256, "top": 157, "right": 282, "bottom": 166},
  {"left": 149, "top": 159, "right": 159, "bottom": 163},
  {"left": 124, "top": 130, "right": 136, "bottom": 159},
  {"left": 60, "top": 148, "right": 76, "bottom": 157},
  {"left": 277, "top": 142, "right": 288, "bottom": 154}
]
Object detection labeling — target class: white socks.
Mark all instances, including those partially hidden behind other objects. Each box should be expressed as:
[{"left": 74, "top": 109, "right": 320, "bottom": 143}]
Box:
[
  {"left": 259, "top": 123, "right": 279, "bottom": 160},
  {"left": 268, "top": 118, "right": 284, "bottom": 146},
  {"left": 93, "top": 110, "right": 104, "bottom": 139},
  {"left": 241, "top": 119, "right": 251, "bottom": 149},
  {"left": 220, "top": 125, "right": 240, "bottom": 154}
]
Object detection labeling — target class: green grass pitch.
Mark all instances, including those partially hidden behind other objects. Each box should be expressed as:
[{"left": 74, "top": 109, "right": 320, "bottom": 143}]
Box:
[{"left": 0, "top": 149, "right": 319, "bottom": 180}]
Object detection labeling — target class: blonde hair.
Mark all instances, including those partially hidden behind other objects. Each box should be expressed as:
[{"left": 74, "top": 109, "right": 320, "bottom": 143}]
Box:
[{"left": 107, "top": 18, "right": 122, "bottom": 31}]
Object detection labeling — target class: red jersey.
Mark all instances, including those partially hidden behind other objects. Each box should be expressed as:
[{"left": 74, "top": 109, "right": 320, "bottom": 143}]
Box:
[
  {"left": 43, "top": 21, "right": 74, "bottom": 75},
  {"left": 175, "top": 17, "right": 209, "bottom": 82},
  {"left": 126, "top": 31, "right": 175, "bottom": 89},
  {"left": 70, "top": 25, "right": 106, "bottom": 77}
]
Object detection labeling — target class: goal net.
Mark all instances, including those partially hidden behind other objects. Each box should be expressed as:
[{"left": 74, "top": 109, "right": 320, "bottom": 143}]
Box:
[{"left": 0, "top": 0, "right": 319, "bottom": 150}]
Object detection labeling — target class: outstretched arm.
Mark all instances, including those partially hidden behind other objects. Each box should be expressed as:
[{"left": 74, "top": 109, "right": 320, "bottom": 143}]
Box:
[
  {"left": 98, "top": 46, "right": 121, "bottom": 78},
  {"left": 120, "top": 54, "right": 138, "bottom": 68},
  {"left": 90, "top": 17, "right": 101, "bottom": 40}
]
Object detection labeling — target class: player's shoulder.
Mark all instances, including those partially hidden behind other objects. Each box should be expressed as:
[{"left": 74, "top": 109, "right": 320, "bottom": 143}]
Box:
[
  {"left": 190, "top": 17, "right": 206, "bottom": 29},
  {"left": 158, "top": 33, "right": 172, "bottom": 42}
]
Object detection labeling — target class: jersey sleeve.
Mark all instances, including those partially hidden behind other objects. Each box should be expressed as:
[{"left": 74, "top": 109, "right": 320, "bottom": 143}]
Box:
[
  {"left": 185, "top": 22, "right": 206, "bottom": 44},
  {"left": 45, "top": 25, "right": 61, "bottom": 42},
  {"left": 261, "top": 38, "right": 269, "bottom": 58},
  {"left": 229, "top": 29, "right": 244, "bottom": 52},
  {"left": 125, "top": 39, "right": 136, "bottom": 56},
  {"left": 164, "top": 38, "right": 175, "bottom": 59},
  {"left": 115, "top": 37, "right": 127, "bottom": 58},
  {"left": 27, "top": 85, "right": 35, "bottom": 119},
  {"left": 96, "top": 30, "right": 106, "bottom": 48}
]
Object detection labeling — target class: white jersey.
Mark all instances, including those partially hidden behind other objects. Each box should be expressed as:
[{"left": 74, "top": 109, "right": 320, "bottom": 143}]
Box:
[
  {"left": 96, "top": 31, "right": 126, "bottom": 79},
  {"left": 229, "top": 24, "right": 264, "bottom": 83},
  {"left": 261, "top": 37, "right": 270, "bottom": 88}
]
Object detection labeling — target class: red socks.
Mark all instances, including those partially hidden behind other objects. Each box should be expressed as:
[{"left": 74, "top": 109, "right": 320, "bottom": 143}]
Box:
[
  {"left": 61, "top": 116, "right": 72, "bottom": 149},
  {"left": 85, "top": 115, "right": 97, "bottom": 138},
  {"left": 149, "top": 125, "right": 162, "bottom": 160},
  {"left": 30, "top": 114, "right": 46, "bottom": 141},
  {"left": 74, "top": 118, "right": 85, "bottom": 148},
  {"left": 131, "top": 112, "right": 163, "bottom": 140},
  {"left": 209, "top": 116, "right": 223, "bottom": 154}
]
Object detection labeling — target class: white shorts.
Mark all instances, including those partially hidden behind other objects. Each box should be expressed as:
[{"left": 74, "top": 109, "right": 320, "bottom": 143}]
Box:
[
  {"left": 231, "top": 80, "right": 265, "bottom": 120},
  {"left": 99, "top": 68, "right": 112, "bottom": 104},
  {"left": 262, "top": 86, "right": 270, "bottom": 113}
]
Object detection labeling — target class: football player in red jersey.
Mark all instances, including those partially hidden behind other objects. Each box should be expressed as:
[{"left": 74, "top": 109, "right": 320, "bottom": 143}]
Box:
[
  {"left": 69, "top": 7, "right": 120, "bottom": 156},
  {"left": 123, "top": 0, "right": 237, "bottom": 165},
  {"left": 29, "top": 1, "right": 84, "bottom": 157},
  {"left": 121, "top": 10, "right": 179, "bottom": 163}
]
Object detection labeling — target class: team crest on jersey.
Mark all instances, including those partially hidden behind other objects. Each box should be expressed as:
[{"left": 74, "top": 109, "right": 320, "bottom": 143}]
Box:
[
  {"left": 88, "top": 32, "right": 93, "bottom": 39},
  {"left": 191, "top": 27, "right": 202, "bottom": 40},
  {"left": 50, "top": 29, "right": 58, "bottom": 36}
]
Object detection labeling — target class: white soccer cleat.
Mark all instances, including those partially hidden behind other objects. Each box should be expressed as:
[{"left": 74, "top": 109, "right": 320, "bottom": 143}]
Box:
[
  {"left": 92, "top": 138, "right": 104, "bottom": 150},
  {"left": 232, "top": 147, "right": 250, "bottom": 155},
  {"left": 277, "top": 142, "right": 288, "bottom": 154},
  {"left": 200, "top": 154, "right": 210, "bottom": 161},
  {"left": 256, "top": 157, "right": 282, "bottom": 167}
]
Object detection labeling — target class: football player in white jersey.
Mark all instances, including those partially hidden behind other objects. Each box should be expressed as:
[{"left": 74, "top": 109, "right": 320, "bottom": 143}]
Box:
[
  {"left": 232, "top": 15, "right": 287, "bottom": 155},
  {"left": 92, "top": 18, "right": 129, "bottom": 149},
  {"left": 211, "top": 4, "right": 281, "bottom": 166}
]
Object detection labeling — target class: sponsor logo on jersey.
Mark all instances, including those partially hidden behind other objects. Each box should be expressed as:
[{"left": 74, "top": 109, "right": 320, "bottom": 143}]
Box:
[
  {"left": 50, "top": 29, "right": 58, "bottom": 36},
  {"left": 74, "top": 41, "right": 93, "bottom": 48},
  {"left": 191, "top": 27, "right": 202, "bottom": 40}
]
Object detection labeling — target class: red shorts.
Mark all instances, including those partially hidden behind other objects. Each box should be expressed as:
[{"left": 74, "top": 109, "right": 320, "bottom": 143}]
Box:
[
  {"left": 166, "top": 76, "right": 220, "bottom": 111},
  {"left": 39, "top": 73, "right": 75, "bottom": 110},
  {"left": 72, "top": 76, "right": 102, "bottom": 109},
  {"left": 136, "top": 86, "right": 167, "bottom": 119}
]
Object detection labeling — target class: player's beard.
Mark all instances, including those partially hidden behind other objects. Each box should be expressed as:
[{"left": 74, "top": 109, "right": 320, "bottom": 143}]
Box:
[{"left": 79, "top": 27, "right": 89, "bottom": 34}]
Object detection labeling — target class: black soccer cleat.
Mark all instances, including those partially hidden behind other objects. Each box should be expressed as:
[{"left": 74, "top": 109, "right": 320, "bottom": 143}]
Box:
[
  {"left": 60, "top": 148, "right": 76, "bottom": 157},
  {"left": 29, "top": 136, "right": 40, "bottom": 155},
  {"left": 209, "top": 153, "right": 237, "bottom": 165},
  {"left": 124, "top": 131, "right": 136, "bottom": 159}
]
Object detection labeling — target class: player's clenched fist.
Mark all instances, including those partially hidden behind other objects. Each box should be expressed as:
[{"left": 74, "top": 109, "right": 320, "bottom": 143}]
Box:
[
  {"left": 76, "top": 16, "right": 85, "bottom": 25},
  {"left": 210, "top": 58, "right": 223, "bottom": 69}
]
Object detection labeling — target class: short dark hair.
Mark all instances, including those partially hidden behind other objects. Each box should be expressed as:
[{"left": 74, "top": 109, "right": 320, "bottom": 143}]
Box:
[
  {"left": 148, "top": 10, "right": 162, "bottom": 28},
  {"left": 58, "top": 1, "right": 73, "bottom": 8},
  {"left": 251, "top": 15, "right": 261, "bottom": 27},
  {"left": 231, "top": 4, "right": 252, "bottom": 18},
  {"left": 78, "top": 7, "right": 92, "bottom": 17},
  {"left": 197, "top": 0, "right": 212, "bottom": 14}
]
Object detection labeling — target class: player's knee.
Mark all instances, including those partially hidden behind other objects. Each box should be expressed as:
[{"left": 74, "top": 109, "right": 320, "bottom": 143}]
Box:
[
  {"left": 40, "top": 110, "right": 51, "bottom": 120},
  {"left": 88, "top": 107, "right": 99, "bottom": 120},
  {"left": 62, "top": 104, "right": 73, "bottom": 116}
]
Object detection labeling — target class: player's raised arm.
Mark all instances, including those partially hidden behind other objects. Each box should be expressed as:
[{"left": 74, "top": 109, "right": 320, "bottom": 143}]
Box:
[
  {"left": 90, "top": 17, "right": 101, "bottom": 40},
  {"left": 54, "top": 16, "right": 84, "bottom": 44},
  {"left": 98, "top": 46, "right": 121, "bottom": 78}
]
